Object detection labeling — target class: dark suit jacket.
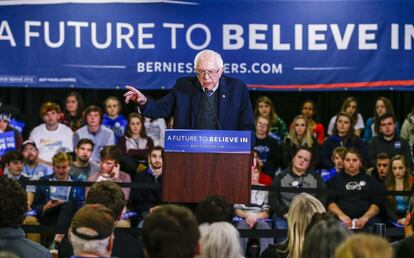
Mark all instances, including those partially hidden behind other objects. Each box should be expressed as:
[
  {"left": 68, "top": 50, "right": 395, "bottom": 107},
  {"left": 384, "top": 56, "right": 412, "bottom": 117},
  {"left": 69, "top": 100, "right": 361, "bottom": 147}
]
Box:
[
  {"left": 395, "top": 235, "right": 414, "bottom": 258},
  {"left": 141, "top": 76, "right": 255, "bottom": 131}
]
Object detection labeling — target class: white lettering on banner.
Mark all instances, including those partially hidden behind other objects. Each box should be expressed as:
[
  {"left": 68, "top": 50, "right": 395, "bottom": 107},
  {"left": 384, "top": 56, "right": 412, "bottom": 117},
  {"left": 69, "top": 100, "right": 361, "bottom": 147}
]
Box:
[
  {"left": 358, "top": 24, "right": 378, "bottom": 50},
  {"left": 405, "top": 24, "right": 414, "bottom": 50},
  {"left": 44, "top": 21, "right": 65, "bottom": 48},
  {"left": 331, "top": 24, "right": 354, "bottom": 50},
  {"left": 308, "top": 24, "right": 327, "bottom": 50},
  {"left": 91, "top": 22, "right": 112, "bottom": 49},
  {"left": 249, "top": 24, "right": 268, "bottom": 50},
  {"left": 25, "top": 21, "right": 41, "bottom": 47},
  {"left": 163, "top": 23, "right": 185, "bottom": 49},
  {"left": 138, "top": 23, "right": 155, "bottom": 49},
  {"left": 186, "top": 23, "right": 211, "bottom": 50},
  {"left": 0, "top": 21, "right": 16, "bottom": 46},
  {"left": 116, "top": 23, "right": 135, "bottom": 49},
  {"left": 222, "top": 24, "right": 244, "bottom": 50},
  {"left": 67, "top": 21, "right": 89, "bottom": 48},
  {"left": 8, "top": 21, "right": 413, "bottom": 51}
]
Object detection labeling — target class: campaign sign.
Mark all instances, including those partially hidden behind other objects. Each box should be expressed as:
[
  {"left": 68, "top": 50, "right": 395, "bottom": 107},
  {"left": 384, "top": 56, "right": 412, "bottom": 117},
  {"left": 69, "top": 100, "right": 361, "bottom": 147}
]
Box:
[
  {"left": 0, "top": 131, "right": 16, "bottom": 156},
  {"left": 164, "top": 129, "right": 251, "bottom": 154}
]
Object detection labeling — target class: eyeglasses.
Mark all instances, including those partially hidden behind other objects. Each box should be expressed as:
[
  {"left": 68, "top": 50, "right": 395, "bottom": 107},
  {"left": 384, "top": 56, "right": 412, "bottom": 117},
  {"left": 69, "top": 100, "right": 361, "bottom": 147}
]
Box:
[
  {"left": 256, "top": 122, "right": 269, "bottom": 127},
  {"left": 195, "top": 68, "right": 221, "bottom": 78}
]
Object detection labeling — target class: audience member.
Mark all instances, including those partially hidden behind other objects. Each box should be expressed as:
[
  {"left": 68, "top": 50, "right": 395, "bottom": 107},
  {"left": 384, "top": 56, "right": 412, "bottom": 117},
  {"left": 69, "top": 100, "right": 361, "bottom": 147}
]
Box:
[
  {"left": 3, "top": 150, "right": 29, "bottom": 188},
  {"left": 255, "top": 96, "right": 287, "bottom": 142},
  {"left": 252, "top": 151, "right": 272, "bottom": 186},
  {"left": 269, "top": 147, "right": 326, "bottom": 233},
  {"left": 261, "top": 193, "right": 326, "bottom": 258},
  {"left": 234, "top": 165, "right": 273, "bottom": 255},
  {"left": 367, "top": 153, "right": 390, "bottom": 183},
  {"left": 199, "top": 222, "right": 244, "bottom": 258},
  {"left": 327, "top": 97, "right": 365, "bottom": 136},
  {"left": 334, "top": 233, "right": 393, "bottom": 258},
  {"left": 117, "top": 112, "right": 154, "bottom": 176},
  {"left": 321, "top": 112, "right": 367, "bottom": 170},
  {"left": 320, "top": 146, "right": 346, "bottom": 182},
  {"left": 21, "top": 140, "right": 53, "bottom": 181},
  {"left": 144, "top": 116, "right": 167, "bottom": 147},
  {"left": 73, "top": 105, "right": 115, "bottom": 163},
  {"left": 142, "top": 205, "right": 200, "bottom": 258},
  {"left": 29, "top": 102, "right": 73, "bottom": 164},
  {"left": 302, "top": 212, "right": 351, "bottom": 258},
  {"left": 31, "top": 152, "right": 84, "bottom": 247},
  {"left": 385, "top": 155, "right": 413, "bottom": 226},
  {"left": 58, "top": 181, "right": 144, "bottom": 258},
  {"left": 69, "top": 138, "right": 99, "bottom": 182},
  {"left": 368, "top": 113, "right": 412, "bottom": 168},
  {"left": 300, "top": 99, "right": 325, "bottom": 144},
  {"left": 0, "top": 112, "right": 23, "bottom": 164},
  {"left": 254, "top": 115, "right": 282, "bottom": 177},
  {"left": 282, "top": 115, "right": 319, "bottom": 168},
  {"left": 68, "top": 204, "right": 115, "bottom": 258},
  {"left": 400, "top": 104, "right": 414, "bottom": 154},
  {"left": 394, "top": 196, "right": 414, "bottom": 258},
  {"left": 102, "top": 96, "right": 127, "bottom": 143},
  {"left": 195, "top": 195, "right": 233, "bottom": 225},
  {"left": 88, "top": 145, "right": 131, "bottom": 199},
  {"left": 327, "top": 148, "right": 383, "bottom": 229},
  {"left": 363, "top": 97, "right": 399, "bottom": 142},
  {"left": 128, "top": 146, "right": 163, "bottom": 223},
  {"left": 59, "top": 91, "right": 84, "bottom": 131},
  {"left": 0, "top": 176, "right": 51, "bottom": 258}
]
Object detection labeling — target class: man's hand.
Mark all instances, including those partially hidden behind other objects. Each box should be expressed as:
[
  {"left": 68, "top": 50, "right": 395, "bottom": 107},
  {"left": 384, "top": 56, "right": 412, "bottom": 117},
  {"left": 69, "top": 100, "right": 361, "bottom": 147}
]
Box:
[
  {"left": 356, "top": 216, "right": 369, "bottom": 229},
  {"left": 111, "top": 163, "right": 121, "bottom": 179},
  {"left": 245, "top": 213, "right": 258, "bottom": 228},
  {"left": 338, "top": 214, "right": 352, "bottom": 228},
  {"left": 124, "top": 85, "right": 147, "bottom": 105},
  {"left": 42, "top": 199, "right": 64, "bottom": 213}
]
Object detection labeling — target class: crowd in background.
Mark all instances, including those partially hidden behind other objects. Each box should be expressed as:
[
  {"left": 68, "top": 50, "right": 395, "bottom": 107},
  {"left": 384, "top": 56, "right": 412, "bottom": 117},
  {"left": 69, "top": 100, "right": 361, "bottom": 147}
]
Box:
[{"left": 1, "top": 91, "right": 414, "bottom": 258}]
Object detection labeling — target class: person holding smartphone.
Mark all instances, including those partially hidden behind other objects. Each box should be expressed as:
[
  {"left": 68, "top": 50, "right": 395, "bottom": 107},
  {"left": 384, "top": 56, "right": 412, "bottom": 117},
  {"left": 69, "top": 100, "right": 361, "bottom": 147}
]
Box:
[{"left": 88, "top": 146, "right": 131, "bottom": 200}]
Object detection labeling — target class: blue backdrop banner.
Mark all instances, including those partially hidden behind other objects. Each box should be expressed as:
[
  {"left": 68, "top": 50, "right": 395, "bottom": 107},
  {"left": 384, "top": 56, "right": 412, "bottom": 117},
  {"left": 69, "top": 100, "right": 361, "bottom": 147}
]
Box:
[{"left": 0, "top": 0, "right": 413, "bottom": 91}]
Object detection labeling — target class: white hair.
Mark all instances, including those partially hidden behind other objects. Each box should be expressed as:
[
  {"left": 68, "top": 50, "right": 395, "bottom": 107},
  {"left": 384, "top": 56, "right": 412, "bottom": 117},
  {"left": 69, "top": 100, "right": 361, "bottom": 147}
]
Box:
[
  {"left": 193, "top": 49, "right": 224, "bottom": 69},
  {"left": 199, "top": 222, "right": 244, "bottom": 258},
  {"left": 69, "top": 231, "right": 112, "bottom": 257}
]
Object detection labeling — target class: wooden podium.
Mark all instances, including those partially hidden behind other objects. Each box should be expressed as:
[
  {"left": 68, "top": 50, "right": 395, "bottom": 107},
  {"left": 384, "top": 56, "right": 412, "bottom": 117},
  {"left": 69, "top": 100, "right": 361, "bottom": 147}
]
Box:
[{"left": 162, "top": 130, "right": 252, "bottom": 204}]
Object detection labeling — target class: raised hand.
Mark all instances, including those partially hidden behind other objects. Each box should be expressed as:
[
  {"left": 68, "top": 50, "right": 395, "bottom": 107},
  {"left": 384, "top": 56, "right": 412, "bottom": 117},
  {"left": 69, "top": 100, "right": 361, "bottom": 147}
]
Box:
[{"left": 124, "top": 85, "right": 148, "bottom": 105}]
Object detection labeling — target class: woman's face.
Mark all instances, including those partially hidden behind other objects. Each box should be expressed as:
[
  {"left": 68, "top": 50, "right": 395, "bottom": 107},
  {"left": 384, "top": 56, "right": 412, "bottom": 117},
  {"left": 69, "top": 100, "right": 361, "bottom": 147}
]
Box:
[
  {"left": 301, "top": 102, "right": 314, "bottom": 119},
  {"left": 129, "top": 117, "right": 142, "bottom": 135},
  {"left": 375, "top": 100, "right": 387, "bottom": 116},
  {"left": 66, "top": 96, "right": 78, "bottom": 114},
  {"left": 251, "top": 167, "right": 260, "bottom": 185},
  {"left": 392, "top": 160, "right": 406, "bottom": 180},
  {"left": 292, "top": 149, "right": 311, "bottom": 173},
  {"left": 0, "top": 119, "right": 8, "bottom": 132},
  {"left": 345, "top": 101, "right": 357, "bottom": 115},
  {"left": 336, "top": 115, "right": 351, "bottom": 136},
  {"left": 258, "top": 102, "right": 271, "bottom": 117},
  {"left": 106, "top": 99, "right": 120, "bottom": 117},
  {"left": 294, "top": 118, "right": 307, "bottom": 136},
  {"left": 344, "top": 153, "right": 361, "bottom": 175}
]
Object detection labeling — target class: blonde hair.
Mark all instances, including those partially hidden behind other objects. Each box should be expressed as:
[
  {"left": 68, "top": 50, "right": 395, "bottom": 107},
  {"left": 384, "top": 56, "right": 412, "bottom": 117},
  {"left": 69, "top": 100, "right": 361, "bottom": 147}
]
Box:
[
  {"left": 334, "top": 233, "right": 393, "bottom": 258},
  {"left": 282, "top": 193, "right": 326, "bottom": 258},
  {"left": 199, "top": 222, "right": 244, "bottom": 258},
  {"left": 287, "top": 115, "right": 313, "bottom": 148}
]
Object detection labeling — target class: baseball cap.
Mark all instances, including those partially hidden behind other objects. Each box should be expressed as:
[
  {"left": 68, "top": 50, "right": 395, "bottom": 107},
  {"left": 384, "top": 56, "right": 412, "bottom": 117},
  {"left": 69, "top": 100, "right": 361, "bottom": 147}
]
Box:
[
  {"left": 22, "top": 140, "right": 37, "bottom": 150},
  {"left": 70, "top": 204, "right": 115, "bottom": 240}
]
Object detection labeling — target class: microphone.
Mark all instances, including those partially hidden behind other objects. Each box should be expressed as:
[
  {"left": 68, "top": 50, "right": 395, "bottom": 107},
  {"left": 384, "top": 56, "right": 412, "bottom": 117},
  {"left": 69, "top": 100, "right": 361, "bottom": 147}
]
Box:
[{"left": 205, "top": 90, "right": 221, "bottom": 130}]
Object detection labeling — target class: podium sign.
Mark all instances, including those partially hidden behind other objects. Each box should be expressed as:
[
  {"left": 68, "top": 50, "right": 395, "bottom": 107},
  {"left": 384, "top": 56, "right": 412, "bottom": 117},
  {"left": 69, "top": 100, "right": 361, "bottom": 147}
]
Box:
[
  {"left": 165, "top": 129, "right": 251, "bottom": 154},
  {"left": 163, "top": 130, "right": 252, "bottom": 203}
]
